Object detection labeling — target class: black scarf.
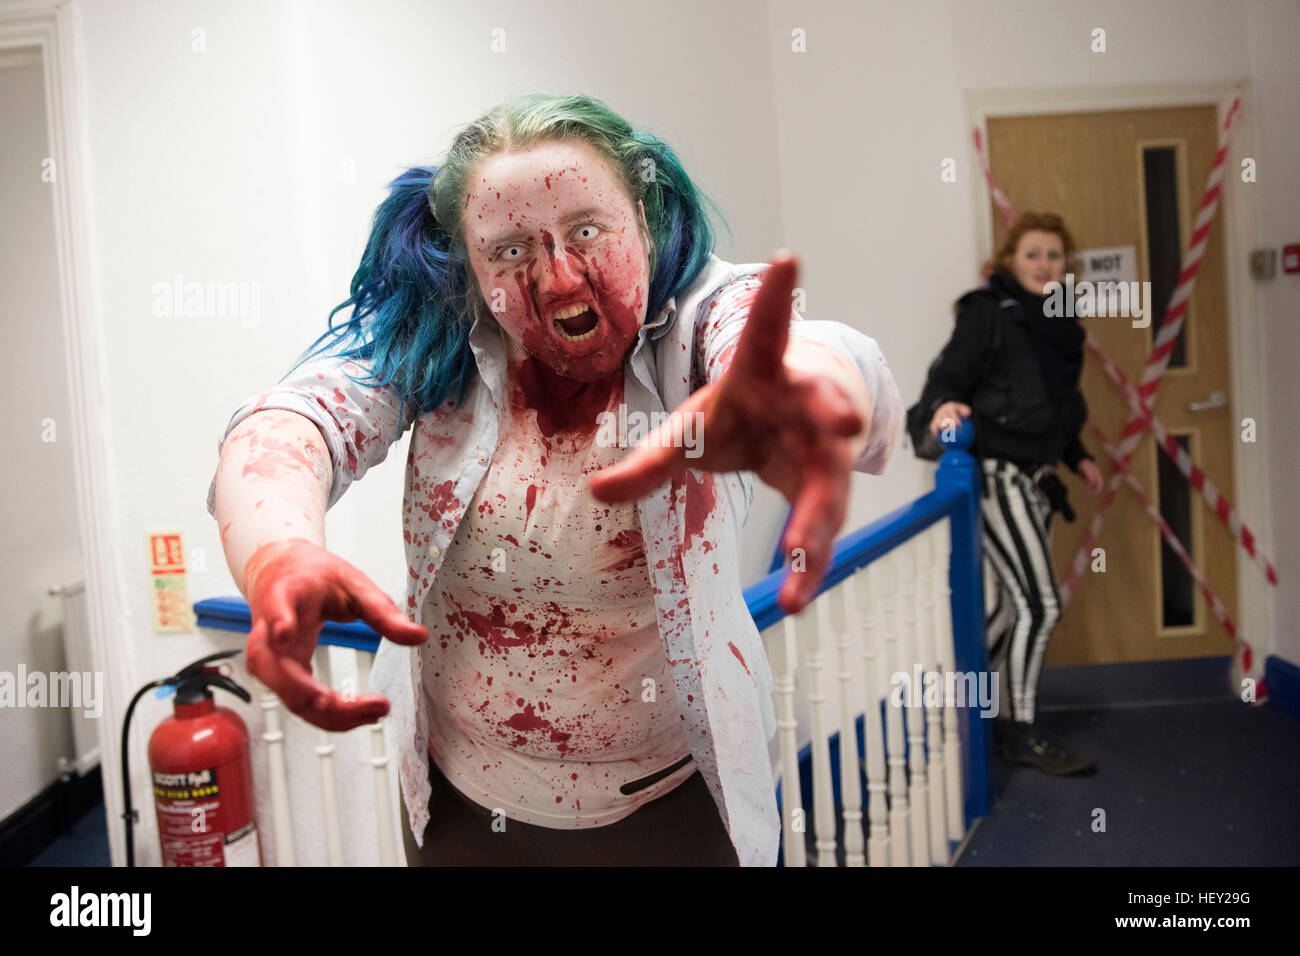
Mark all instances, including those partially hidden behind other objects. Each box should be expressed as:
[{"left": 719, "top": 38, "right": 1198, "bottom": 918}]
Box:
[{"left": 988, "top": 267, "right": 1084, "bottom": 403}]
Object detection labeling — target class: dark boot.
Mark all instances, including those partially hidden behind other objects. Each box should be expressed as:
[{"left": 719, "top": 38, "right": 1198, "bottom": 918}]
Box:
[{"left": 996, "top": 719, "right": 1097, "bottom": 776}]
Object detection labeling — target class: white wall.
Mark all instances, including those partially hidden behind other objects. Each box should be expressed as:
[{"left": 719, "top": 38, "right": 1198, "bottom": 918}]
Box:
[
  {"left": 45, "top": 0, "right": 1296, "bottom": 863},
  {"left": 0, "top": 52, "right": 85, "bottom": 822}
]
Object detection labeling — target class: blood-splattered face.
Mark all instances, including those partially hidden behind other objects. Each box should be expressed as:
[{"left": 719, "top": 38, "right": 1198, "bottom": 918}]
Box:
[{"left": 463, "top": 139, "right": 653, "bottom": 382}]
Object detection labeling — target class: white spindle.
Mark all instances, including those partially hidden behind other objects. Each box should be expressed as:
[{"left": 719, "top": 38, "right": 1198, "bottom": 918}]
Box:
[
  {"left": 831, "top": 580, "right": 865, "bottom": 867},
  {"left": 774, "top": 615, "right": 806, "bottom": 867},
  {"left": 311, "top": 646, "right": 346, "bottom": 866},
  {"left": 856, "top": 566, "right": 890, "bottom": 866},
  {"left": 259, "top": 684, "right": 295, "bottom": 866},
  {"left": 805, "top": 597, "right": 837, "bottom": 867},
  {"left": 918, "top": 528, "right": 951, "bottom": 864},
  {"left": 878, "top": 553, "right": 911, "bottom": 866},
  {"left": 354, "top": 650, "right": 398, "bottom": 866},
  {"left": 898, "top": 544, "right": 931, "bottom": 867},
  {"left": 932, "top": 521, "right": 965, "bottom": 843}
]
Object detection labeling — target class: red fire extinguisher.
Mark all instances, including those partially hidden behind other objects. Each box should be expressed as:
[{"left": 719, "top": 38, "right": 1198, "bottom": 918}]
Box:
[{"left": 122, "top": 650, "right": 262, "bottom": 867}]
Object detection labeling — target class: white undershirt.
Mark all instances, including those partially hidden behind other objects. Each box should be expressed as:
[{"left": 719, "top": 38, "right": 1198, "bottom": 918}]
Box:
[{"left": 420, "top": 337, "right": 697, "bottom": 829}]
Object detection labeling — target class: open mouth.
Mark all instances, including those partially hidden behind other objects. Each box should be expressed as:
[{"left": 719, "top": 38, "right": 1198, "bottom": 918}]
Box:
[{"left": 551, "top": 303, "right": 600, "bottom": 342}]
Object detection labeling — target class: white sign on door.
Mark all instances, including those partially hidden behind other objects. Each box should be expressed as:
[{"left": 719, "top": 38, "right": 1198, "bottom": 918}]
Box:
[
  {"left": 1077, "top": 245, "right": 1138, "bottom": 285},
  {"left": 1070, "top": 245, "right": 1152, "bottom": 326}
]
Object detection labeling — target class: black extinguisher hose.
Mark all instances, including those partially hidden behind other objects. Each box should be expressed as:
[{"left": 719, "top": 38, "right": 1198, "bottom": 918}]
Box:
[{"left": 120, "top": 680, "right": 167, "bottom": 868}]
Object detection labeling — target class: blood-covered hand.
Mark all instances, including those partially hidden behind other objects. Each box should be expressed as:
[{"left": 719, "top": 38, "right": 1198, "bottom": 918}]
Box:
[
  {"left": 243, "top": 538, "right": 429, "bottom": 731},
  {"left": 588, "top": 251, "right": 867, "bottom": 615}
]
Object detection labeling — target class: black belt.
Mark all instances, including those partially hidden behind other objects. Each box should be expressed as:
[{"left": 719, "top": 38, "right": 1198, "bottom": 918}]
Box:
[{"left": 619, "top": 753, "right": 694, "bottom": 795}]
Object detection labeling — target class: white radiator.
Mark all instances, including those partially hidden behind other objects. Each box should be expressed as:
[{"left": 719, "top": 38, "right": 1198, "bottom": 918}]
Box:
[{"left": 48, "top": 578, "right": 100, "bottom": 776}]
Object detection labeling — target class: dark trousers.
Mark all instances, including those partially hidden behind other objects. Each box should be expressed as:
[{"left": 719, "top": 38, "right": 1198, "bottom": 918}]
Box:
[{"left": 400, "top": 755, "right": 740, "bottom": 866}]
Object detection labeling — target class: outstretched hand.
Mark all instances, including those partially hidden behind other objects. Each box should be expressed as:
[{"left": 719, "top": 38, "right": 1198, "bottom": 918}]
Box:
[
  {"left": 243, "top": 538, "right": 429, "bottom": 731},
  {"left": 588, "top": 251, "right": 867, "bottom": 615}
]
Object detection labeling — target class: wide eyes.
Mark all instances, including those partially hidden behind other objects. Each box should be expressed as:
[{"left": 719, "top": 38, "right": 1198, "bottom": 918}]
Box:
[{"left": 492, "top": 223, "right": 602, "bottom": 262}]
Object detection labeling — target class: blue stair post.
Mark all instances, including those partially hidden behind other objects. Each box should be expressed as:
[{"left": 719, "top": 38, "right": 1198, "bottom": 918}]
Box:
[{"left": 935, "top": 418, "right": 992, "bottom": 825}]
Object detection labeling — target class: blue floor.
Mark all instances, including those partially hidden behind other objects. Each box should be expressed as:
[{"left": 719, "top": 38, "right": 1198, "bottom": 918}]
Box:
[
  {"left": 956, "top": 699, "right": 1299, "bottom": 865},
  {"left": 26, "top": 799, "right": 111, "bottom": 866},
  {"left": 956, "top": 658, "right": 1300, "bottom": 866}
]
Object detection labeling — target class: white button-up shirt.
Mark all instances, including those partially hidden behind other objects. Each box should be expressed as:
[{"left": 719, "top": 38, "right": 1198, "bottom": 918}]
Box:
[{"left": 207, "top": 253, "right": 903, "bottom": 866}]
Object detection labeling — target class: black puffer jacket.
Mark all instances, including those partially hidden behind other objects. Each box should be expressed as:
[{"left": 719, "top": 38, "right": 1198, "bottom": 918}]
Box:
[{"left": 916, "top": 268, "right": 1093, "bottom": 472}]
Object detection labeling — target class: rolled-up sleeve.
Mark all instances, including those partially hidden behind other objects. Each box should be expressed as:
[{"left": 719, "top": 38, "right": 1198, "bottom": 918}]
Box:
[
  {"left": 692, "top": 272, "right": 903, "bottom": 476},
  {"left": 205, "top": 355, "right": 415, "bottom": 518},
  {"left": 784, "top": 320, "right": 904, "bottom": 475}
]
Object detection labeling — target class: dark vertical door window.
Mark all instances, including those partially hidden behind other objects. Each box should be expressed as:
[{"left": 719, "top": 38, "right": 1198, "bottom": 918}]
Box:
[
  {"left": 1143, "top": 146, "right": 1187, "bottom": 368},
  {"left": 1158, "top": 433, "right": 1196, "bottom": 628}
]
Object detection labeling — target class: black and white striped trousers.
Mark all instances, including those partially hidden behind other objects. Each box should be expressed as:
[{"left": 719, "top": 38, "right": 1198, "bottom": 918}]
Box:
[{"left": 981, "top": 459, "right": 1062, "bottom": 724}]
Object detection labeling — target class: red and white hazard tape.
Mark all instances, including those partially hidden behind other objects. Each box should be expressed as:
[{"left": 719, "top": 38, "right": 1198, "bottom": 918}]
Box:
[
  {"left": 973, "top": 128, "right": 1019, "bottom": 229},
  {"left": 1058, "top": 96, "right": 1242, "bottom": 602},
  {"left": 1087, "top": 426, "right": 1255, "bottom": 675},
  {"left": 970, "top": 103, "right": 1265, "bottom": 652},
  {"left": 1083, "top": 329, "right": 1278, "bottom": 587},
  {"left": 1122, "top": 97, "right": 1240, "bottom": 417}
]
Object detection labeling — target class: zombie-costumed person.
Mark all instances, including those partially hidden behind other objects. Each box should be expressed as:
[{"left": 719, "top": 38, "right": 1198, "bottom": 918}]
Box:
[{"left": 208, "top": 93, "right": 904, "bottom": 867}]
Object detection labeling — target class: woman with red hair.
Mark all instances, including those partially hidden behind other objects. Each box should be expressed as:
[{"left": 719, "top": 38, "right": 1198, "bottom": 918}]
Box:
[{"left": 914, "top": 213, "right": 1104, "bottom": 776}]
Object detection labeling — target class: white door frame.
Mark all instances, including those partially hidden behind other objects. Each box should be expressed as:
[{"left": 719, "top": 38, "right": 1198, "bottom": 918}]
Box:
[
  {"left": 965, "top": 80, "right": 1274, "bottom": 669},
  {"left": 0, "top": 0, "right": 132, "bottom": 863}
]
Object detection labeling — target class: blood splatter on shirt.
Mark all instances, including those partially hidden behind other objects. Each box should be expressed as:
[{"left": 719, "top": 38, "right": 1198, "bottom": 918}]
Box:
[{"left": 421, "top": 334, "right": 696, "bottom": 828}]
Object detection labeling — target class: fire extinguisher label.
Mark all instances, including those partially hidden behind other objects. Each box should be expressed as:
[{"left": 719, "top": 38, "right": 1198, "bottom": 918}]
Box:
[
  {"left": 152, "top": 767, "right": 219, "bottom": 800},
  {"left": 223, "top": 821, "right": 261, "bottom": 867},
  {"left": 153, "top": 766, "right": 259, "bottom": 866}
]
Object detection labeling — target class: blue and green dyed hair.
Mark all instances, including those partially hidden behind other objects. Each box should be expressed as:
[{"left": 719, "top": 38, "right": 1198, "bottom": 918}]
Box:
[{"left": 289, "top": 91, "right": 731, "bottom": 424}]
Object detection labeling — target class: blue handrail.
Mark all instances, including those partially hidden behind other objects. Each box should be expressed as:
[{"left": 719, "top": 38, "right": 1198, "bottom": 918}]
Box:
[
  {"left": 194, "top": 598, "right": 385, "bottom": 654},
  {"left": 939, "top": 420, "right": 993, "bottom": 826},
  {"left": 193, "top": 419, "right": 991, "bottom": 826}
]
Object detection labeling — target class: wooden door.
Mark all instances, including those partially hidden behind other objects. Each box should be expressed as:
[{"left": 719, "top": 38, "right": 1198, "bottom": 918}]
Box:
[{"left": 985, "top": 106, "right": 1237, "bottom": 665}]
